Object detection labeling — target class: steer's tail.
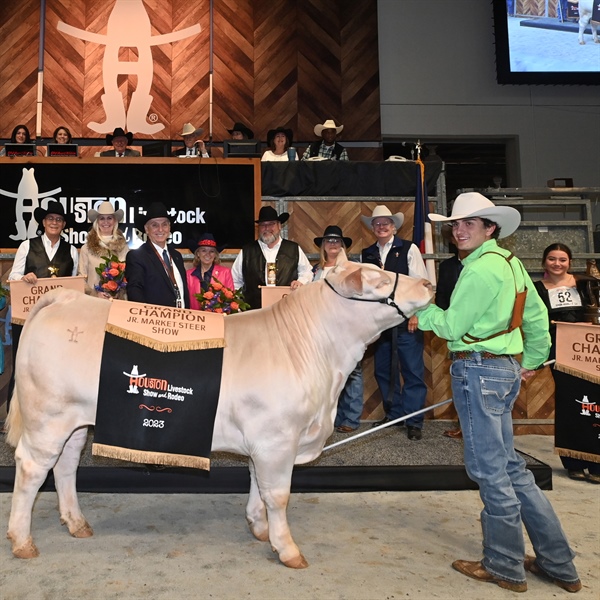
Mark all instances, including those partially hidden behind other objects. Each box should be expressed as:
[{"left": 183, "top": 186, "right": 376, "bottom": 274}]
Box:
[{"left": 5, "top": 390, "right": 22, "bottom": 448}]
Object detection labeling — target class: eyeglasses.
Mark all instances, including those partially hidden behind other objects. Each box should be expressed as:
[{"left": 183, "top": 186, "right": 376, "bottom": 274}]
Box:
[
  {"left": 324, "top": 238, "right": 342, "bottom": 245},
  {"left": 373, "top": 221, "right": 392, "bottom": 228},
  {"left": 45, "top": 216, "right": 64, "bottom": 223}
]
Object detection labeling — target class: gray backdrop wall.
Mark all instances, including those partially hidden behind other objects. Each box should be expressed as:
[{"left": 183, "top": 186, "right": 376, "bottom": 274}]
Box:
[{"left": 377, "top": 0, "right": 600, "bottom": 195}]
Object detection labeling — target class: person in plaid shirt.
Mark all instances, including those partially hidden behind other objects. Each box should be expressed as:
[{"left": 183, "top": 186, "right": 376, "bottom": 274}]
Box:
[{"left": 301, "top": 118, "right": 348, "bottom": 161}]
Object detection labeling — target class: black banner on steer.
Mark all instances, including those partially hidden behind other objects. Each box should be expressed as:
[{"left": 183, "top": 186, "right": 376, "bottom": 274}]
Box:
[{"left": 94, "top": 332, "right": 223, "bottom": 469}]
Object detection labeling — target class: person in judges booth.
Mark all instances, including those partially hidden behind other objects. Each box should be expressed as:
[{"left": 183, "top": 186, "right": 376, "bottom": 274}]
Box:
[
  {"left": 534, "top": 242, "right": 600, "bottom": 484},
  {"left": 301, "top": 118, "right": 348, "bottom": 161},
  {"left": 52, "top": 126, "right": 72, "bottom": 144},
  {"left": 8, "top": 200, "right": 78, "bottom": 284},
  {"left": 125, "top": 202, "right": 189, "bottom": 308},
  {"left": 261, "top": 127, "right": 293, "bottom": 162},
  {"left": 172, "top": 122, "right": 209, "bottom": 157},
  {"left": 361, "top": 205, "right": 428, "bottom": 441},
  {"left": 99, "top": 127, "right": 140, "bottom": 157},
  {"left": 231, "top": 206, "right": 312, "bottom": 309},
  {"left": 227, "top": 122, "right": 254, "bottom": 140},
  {"left": 186, "top": 233, "right": 234, "bottom": 311},
  {"left": 0, "top": 124, "right": 43, "bottom": 156},
  {"left": 417, "top": 193, "right": 582, "bottom": 593},
  {"left": 312, "top": 225, "right": 364, "bottom": 432},
  {"left": 78, "top": 201, "right": 129, "bottom": 298}
]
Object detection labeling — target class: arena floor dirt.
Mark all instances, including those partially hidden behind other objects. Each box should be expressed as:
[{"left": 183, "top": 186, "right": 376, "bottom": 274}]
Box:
[{"left": 1, "top": 432, "right": 598, "bottom": 600}]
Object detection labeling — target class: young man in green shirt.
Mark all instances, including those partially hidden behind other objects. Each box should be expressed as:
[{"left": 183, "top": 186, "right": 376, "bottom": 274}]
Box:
[{"left": 417, "top": 192, "right": 582, "bottom": 594}]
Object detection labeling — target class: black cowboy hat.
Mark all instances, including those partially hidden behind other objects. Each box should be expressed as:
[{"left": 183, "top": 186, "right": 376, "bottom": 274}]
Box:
[
  {"left": 227, "top": 122, "right": 254, "bottom": 139},
  {"left": 314, "top": 225, "right": 352, "bottom": 248},
  {"left": 187, "top": 233, "right": 226, "bottom": 253},
  {"left": 106, "top": 127, "right": 133, "bottom": 145},
  {"left": 255, "top": 206, "right": 289, "bottom": 224},
  {"left": 266, "top": 127, "right": 293, "bottom": 147},
  {"left": 135, "top": 202, "right": 171, "bottom": 230},
  {"left": 34, "top": 201, "right": 74, "bottom": 228}
]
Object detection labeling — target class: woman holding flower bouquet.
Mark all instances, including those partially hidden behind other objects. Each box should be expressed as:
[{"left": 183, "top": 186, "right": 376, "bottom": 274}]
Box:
[
  {"left": 186, "top": 234, "right": 234, "bottom": 311},
  {"left": 78, "top": 201, "right": 129, "bottom": 299}
]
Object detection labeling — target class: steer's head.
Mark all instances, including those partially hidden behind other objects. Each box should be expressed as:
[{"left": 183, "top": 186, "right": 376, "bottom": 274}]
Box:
[{"left": 324, "top": 252, "right": 433, "bottom": 319}]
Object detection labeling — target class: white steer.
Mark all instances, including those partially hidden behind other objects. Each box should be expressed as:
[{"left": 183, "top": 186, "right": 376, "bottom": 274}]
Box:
[
  {"left": 578, "top": 0, "right": 600, "bottom": 44},
  {"left": 6, "top": 257, "right": 433, "bottom": 567}
]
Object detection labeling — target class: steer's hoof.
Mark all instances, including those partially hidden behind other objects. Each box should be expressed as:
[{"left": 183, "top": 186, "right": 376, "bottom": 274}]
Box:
[
  {"left": 10, "top": 536, "right": 39, "bottom": 559},
  {"left": 282, "top": 553, "right": 309, "bottom": 569},
  {"left": 71, "top": 522, "right": 94, "bottom": 539}
]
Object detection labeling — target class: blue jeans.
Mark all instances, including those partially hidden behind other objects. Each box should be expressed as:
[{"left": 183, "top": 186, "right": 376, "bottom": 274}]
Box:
[
  {"left": 334, "top": 363, "right": 364, "bottom": 429},
  {"left": 451, "top": 353, "right": 579, "bottom": 585},
  {"left": 374, "top": 327, "right": 426, "bottom": 427}
]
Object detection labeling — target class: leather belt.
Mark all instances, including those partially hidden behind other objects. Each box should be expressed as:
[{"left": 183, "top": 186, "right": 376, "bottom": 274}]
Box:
[{"left": 449, "top": 351, "right": 513, "bottom": 360}]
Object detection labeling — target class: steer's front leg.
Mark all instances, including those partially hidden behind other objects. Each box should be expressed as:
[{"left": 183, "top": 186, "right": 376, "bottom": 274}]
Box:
[{"left": 251, "top": 452, "right": 308, "bottom": 568}]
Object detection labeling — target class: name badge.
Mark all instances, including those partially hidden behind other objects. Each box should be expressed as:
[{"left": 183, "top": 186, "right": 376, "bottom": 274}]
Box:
[{"left": 548, "top": 286, "right": 582, "bottom": 310}]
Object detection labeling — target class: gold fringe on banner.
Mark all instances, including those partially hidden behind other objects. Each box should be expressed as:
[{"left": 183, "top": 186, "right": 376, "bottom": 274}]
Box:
[
  {"left": 92, "top": 443, "right": 210, "bottom": 470},
  {"left": 106, "top": 323, "right": 225, "bottom": 352},
  {"left": 556, "top": 447, "right": 600, "bottom": 464},
  {"left": 11, "top": 317, "right": 26, "bottom": 327},
  {"left": 554, "top": 363, "right": 600, "bottom": 385}
]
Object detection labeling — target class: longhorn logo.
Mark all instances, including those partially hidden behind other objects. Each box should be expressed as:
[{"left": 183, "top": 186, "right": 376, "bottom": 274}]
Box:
[
  {"left": 57, "top": 0, "right": 201, "bottom": 134},
  {"left": 0, "top": 168, "right": 62, "bottom": 241}
]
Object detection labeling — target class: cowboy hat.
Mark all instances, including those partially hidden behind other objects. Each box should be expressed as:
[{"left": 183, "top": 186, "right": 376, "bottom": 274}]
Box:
[
  {"left": 187, "top": 233, "right": 226, "bottom": 253},
  {"left": 314, "top": 119, "right": 343, "bottom": 137},
  {"left": 227, "top": 122, "right": 254, "bottom": 139},
  {"left": 179, "top": 123, "right": 204, "bottom": 137},
  {"left": 106, "top": 127, "right": 133, "bottom": 145},
  {"left": 428, "top": 192, "right": 521, "bottom": 239},
  {"left": 361, "top": 205, "right": 404, "bottom": 230},
  {"left": 88, "top": 201, "right": 124, "bottom": 224},
  {"left": 266, "top": 127, "right": 293, "bottom": 147},
  {"left": 255, "top": 206, "right": 289, "bottom": 224},
  {"left": 34, "top": 201, "right": 74, "bottom": 228},
  {"left": 314, "top": 225, "right": 352, "bottom": 248},
  {"left": 135, "top": 202, "right": 172, "bottom": 230}
]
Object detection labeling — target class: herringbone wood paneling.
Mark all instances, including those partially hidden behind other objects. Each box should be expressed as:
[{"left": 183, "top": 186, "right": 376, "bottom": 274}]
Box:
[
  {"left": 517, "top": 0, "right": 559, "bottom": 17},
  {"left": 0, "top": 1, "right": 40, "bottom": 138}
]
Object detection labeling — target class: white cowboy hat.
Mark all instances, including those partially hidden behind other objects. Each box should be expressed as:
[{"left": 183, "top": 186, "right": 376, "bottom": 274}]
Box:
[
  {"left": 179, "top": 122, "right": 204, "bottom": 137},
  {"left": 88, "top": 201, "right": 124, "bottom": 223},
  {"left": 314, "top": 119, "right": 343, "bottom": 137},
  {"left": 361, "top": 205, "right": 404, "bottom": 230},
  {"left": 428, "top": 192, "right": 521, "bottom": 239}
]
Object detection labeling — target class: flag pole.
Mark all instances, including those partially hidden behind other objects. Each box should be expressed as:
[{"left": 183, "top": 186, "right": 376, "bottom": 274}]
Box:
[{"left": 322, "top": 398, "right": 453, "bottom": 452}]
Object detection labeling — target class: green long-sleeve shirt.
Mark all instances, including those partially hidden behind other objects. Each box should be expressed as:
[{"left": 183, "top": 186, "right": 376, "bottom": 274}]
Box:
[{"left": 417, "top": 239, "right": 550, "bottom": 370}]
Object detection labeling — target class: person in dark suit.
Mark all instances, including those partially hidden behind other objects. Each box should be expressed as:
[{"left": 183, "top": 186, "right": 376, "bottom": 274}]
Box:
[
  {"left": 125, "top": 202, "right": 189, "bottom": 308},
  {"left": 99, "top": 127, "right": 140, "bottom": 157},
  {"left": 361, "top": 205, "right": 429, "bottom": 440},
  {"left": 172, "top": 122, "right": 209, "bottom": 157}
]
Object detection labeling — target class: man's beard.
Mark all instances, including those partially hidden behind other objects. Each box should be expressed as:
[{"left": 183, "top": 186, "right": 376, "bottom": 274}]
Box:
[{"left": 260, "top": 232, "right": 279, "bottom": 246}]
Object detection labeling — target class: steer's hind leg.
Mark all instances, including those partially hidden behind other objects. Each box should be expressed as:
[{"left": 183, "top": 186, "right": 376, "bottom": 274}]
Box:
[
  {"left": 7, "top": 431, "right": 69, "bottom": 558},
  {"left": 54, "top": 426, "right": 93, "bottom": 539},
  {"left": 246, "top": 458, "right": 268, "bottom": 541},
  {"left": 252, "top": 452, "right": 308, "bottom": 569}
]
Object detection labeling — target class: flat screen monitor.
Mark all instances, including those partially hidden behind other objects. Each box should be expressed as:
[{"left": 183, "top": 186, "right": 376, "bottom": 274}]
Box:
[
  {"left": 223, "top": 139, "right": 262, "bottom": 158},
  {"left": 142, "top": 141, "right": 171, "bottom": 157},
  {"left": 492, "top": 0, "right": 600, "bottom": 85},
  {"left": 47, "top": 143, "right": 78, "bottom": 157},
  {"left": 4, "top": 143, "right": 36, "bottom": 157}
]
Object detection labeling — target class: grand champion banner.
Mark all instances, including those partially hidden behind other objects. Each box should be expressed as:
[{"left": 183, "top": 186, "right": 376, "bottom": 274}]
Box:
[
  {"left": 93, "top": 300, "right": 225, "bottom": 470},
  {"left": 554, "top": 322, "right": 600, "bottom": 464}
]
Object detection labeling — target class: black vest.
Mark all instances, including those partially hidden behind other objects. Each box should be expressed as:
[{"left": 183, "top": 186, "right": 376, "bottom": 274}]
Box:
[
  {"left": 309, "top": 141, "right": 345, "bottom": 160},
  {"left": 25, "top": 236, "right": 74, "bottom": 278},
  {"left": 242, "top": 239, "right": 299, "bottom": 309}
]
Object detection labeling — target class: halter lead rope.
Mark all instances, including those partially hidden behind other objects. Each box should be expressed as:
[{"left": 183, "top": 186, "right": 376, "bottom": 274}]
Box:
[{"left": 323, "top": 272, "right": 410, "bottom": 321}]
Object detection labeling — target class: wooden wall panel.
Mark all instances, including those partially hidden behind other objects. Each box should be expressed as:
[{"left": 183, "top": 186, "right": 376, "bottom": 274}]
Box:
[
  {"left": 3, "top": 1, "right": 381, "bottom": 149},
  {"left": 0, "top": 1, "right": 40, "bottom": 138}
]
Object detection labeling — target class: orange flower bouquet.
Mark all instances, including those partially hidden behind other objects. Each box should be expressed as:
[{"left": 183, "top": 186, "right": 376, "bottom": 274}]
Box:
[
  {"left": 195, "top": 277, "right": 250, "bottom": 314},
  {"left": 95, "top": 254, "right": 127, "bottom": 297}
]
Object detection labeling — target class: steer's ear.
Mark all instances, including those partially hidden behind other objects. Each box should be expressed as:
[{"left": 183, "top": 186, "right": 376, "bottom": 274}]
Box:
[
  {"left": 334, "top": 248, "right": 348, "bottom": 266},
  {"left": 337, "top": 268, "right": 363, "bottom": 297}
]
